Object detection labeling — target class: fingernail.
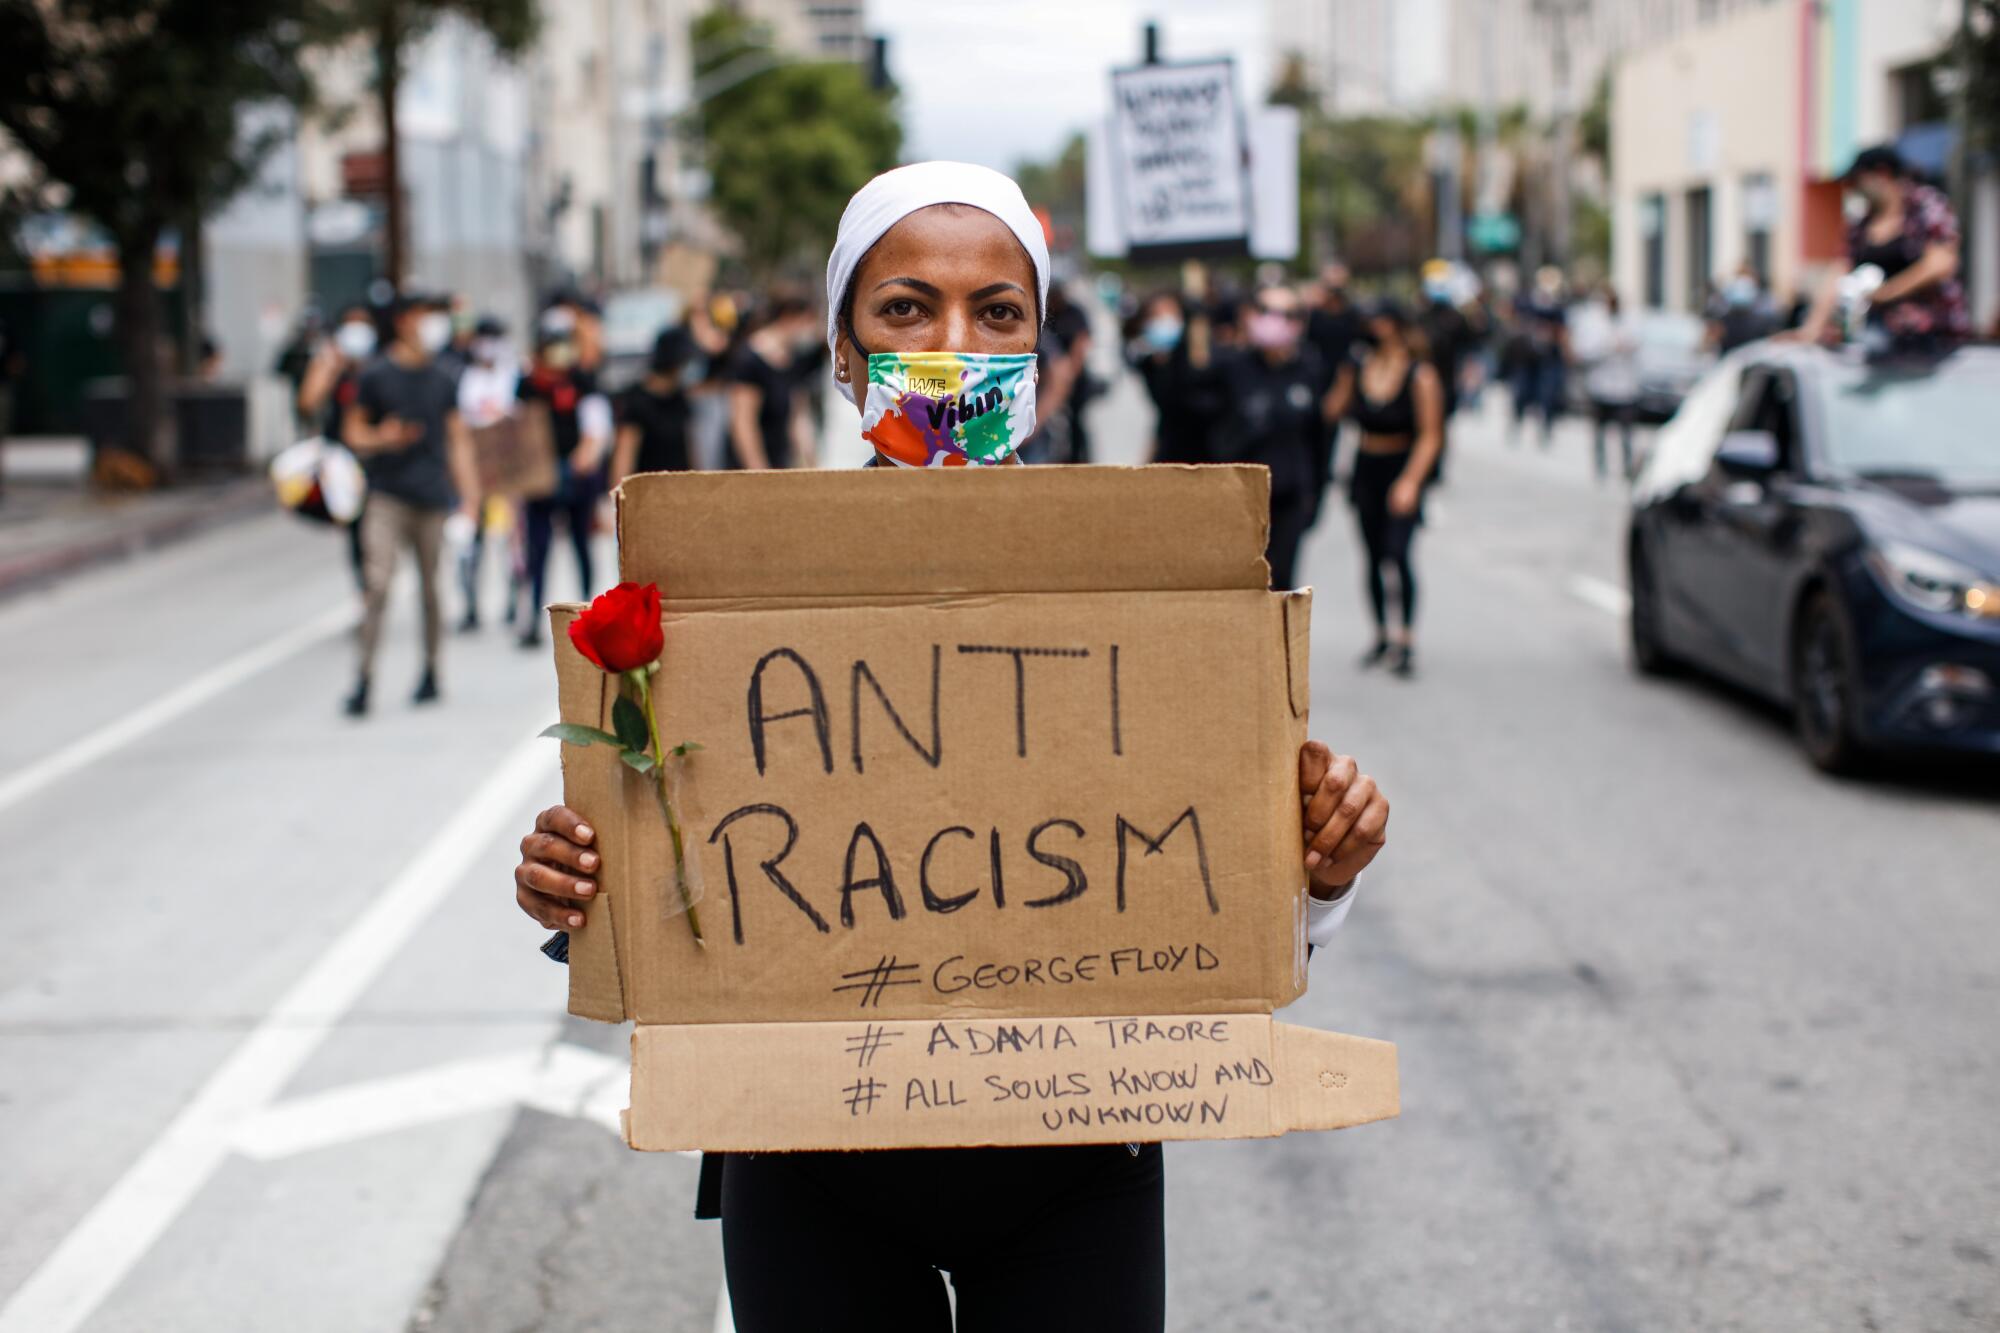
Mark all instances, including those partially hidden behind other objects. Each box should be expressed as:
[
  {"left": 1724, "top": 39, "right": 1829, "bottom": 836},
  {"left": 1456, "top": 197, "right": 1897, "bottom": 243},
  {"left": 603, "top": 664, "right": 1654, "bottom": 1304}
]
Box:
[
  {"left": 568, "top": 913, "right": 584, "bottom": 928},
  {"left": 576, "top": 881, "right": 595, "bottom": 895},
  {"left": 580, "top": 852, "right": 599, "bottom": 869},
  {"left": 576, "top": 824, "right": 594, "bottom": 842},
  {"left": 1304, "top": 850, "right": 1322, "bottom": 870}
]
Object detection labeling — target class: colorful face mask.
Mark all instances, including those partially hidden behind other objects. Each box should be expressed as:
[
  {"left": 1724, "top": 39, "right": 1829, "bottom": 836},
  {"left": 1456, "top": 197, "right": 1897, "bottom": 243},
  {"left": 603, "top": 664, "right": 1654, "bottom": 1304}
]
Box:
[{"left": 860, "top": 351, "right": 1037, "bottom": 468}]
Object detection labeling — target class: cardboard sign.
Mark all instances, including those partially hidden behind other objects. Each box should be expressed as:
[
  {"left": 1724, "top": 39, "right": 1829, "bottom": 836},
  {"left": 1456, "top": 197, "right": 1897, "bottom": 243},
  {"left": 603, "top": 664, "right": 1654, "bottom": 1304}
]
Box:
[
  {"left": 550, "top": 465, "right": 1398, "bottom": 1151},
  {"left": 1106, "top": 59, "right": 1252, "bottom": 259},
  {"left": 471, "top": 404, "right": 558, "bottom": 500}
]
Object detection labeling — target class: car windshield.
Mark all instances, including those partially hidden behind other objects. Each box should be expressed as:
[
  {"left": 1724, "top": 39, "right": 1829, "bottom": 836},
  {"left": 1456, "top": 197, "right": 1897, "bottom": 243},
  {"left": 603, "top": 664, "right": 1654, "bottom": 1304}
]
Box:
[{"left": 1816, "top": 353, "right": 2000, "bottom": 488}]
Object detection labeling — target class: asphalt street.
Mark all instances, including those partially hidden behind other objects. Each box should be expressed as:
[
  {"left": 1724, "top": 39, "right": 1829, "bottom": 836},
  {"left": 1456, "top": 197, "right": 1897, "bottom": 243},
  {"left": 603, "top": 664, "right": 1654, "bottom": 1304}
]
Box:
[{"left": 1, "top": 369, "right": 1996, "bottom": 1333}]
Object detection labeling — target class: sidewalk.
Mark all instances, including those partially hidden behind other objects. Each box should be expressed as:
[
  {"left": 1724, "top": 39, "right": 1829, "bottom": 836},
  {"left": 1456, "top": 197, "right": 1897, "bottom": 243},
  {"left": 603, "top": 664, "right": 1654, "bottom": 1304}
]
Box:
[{"left": 0, "top": 438, "right": 274, "bottom": 600}]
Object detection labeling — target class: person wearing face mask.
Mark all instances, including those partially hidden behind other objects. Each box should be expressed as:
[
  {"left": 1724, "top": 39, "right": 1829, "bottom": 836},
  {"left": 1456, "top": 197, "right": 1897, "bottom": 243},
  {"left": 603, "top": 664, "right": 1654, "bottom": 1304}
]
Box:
[
  {"left": 509, "top": 161, "right": 1395, "bottom": 1333},
  {"left": 1705, "top": 263, "right": 1776, "bottom": 354},
  {"left": 1416, "top": 260, "right": 1472, "bottom": 486},
  {"left": 1322, "top": 301, "right": 1444, "bottom": 678},
  {"left": 1508, "top": 266, "right": 1570, "bottom": 448},
  {"left": 341, "top": 293, "right": 480, "bottom": 716},
  {"left": 1210, "top": 283, "right": 1335, "bottom": 590},
  {"left": 299, "top": 304, "right": 383, "bottom": 589},
  {"left": 1792, "top": 145, "right": 1968, "bottom": 350},
  {"left": 516, "top": 310, "right": 613, "bottom": 649},
  {"left": 455, "top": 317, "right": 525, "bottom": 632},
  {"left": 727, "top": 294, "right": 821, "bottom": 470},
  {"left": 1125, "top": 290, "right": 1207, "bottom": 465}
]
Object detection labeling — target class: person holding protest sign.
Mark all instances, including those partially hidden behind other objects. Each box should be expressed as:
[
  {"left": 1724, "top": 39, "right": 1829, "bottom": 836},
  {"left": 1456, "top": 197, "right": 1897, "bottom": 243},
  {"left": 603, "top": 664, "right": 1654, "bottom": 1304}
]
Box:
[{"left": 509, "top": 162, "right": 1390, "bottom": 1333}]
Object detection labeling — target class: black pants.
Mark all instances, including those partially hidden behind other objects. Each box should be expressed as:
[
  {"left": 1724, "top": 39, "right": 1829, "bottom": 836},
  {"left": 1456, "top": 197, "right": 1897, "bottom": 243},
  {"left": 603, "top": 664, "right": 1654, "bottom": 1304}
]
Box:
[
  {"left": 720, "top": 1144, "right": 1166, "bottom": 1332},
  {"left": 1591, "top": 399, "right": 1636, "bottom": 479},
  {"left": 1267, "top": 494, "right": 1315, "bottom": 591},
  {"left": 1349, "top": 450, "right": 1419, "bottom": 631},
  {"left": 523, "top": 480, "right": 599, "bottom": 621}
]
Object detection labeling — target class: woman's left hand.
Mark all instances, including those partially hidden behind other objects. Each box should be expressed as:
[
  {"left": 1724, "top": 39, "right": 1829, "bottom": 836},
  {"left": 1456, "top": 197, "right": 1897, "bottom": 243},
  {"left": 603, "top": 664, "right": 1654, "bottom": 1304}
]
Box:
[
  {"left": 1388, "top": 477, "right": 1421, "bottom": 517},
  {"left": 1299, "top": 740, "right": 1389, "bottom": 895}
]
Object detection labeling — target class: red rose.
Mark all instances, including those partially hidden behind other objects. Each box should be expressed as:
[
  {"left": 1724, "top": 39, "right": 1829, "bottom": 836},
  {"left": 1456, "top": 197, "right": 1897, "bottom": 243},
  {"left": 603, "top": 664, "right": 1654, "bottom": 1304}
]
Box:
[{"left": 568, "top": 581, "right": 663, "bottom": 673}]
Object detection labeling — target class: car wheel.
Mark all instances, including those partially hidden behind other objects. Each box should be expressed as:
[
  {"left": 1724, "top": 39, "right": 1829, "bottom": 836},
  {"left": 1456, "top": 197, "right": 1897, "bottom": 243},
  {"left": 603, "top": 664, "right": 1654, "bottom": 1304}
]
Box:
[
  {"left": 1791, "top": 589, "right": 1869, "bottom": 775},
  {"left": 1628, "top": 542, "right": 1679, "bottom": 677}
]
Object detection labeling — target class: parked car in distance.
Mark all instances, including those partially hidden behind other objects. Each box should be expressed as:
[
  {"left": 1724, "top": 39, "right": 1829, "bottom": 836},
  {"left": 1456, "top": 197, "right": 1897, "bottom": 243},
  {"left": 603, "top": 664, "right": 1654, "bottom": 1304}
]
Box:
[
  {"left": 1631, "top": 311, "right": 1714, "bottom": 424},
  {"left": 1626, "top": 341, "right": 2000, "bottom": 772},
  {"left": 1566, "top": 303, "right": 1713, "bottom": 424}
]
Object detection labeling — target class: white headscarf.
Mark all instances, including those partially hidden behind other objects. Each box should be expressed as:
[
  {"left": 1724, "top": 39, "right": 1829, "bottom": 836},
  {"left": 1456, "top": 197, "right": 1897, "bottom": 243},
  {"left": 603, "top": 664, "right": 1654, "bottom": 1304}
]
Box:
[{"left": 824, "top": 160, "right": 1051, "bottom": 403}]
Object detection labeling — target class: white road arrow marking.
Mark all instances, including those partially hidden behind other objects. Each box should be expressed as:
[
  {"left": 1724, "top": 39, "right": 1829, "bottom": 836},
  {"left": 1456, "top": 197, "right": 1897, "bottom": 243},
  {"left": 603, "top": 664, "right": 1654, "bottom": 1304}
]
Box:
[{"left": 233, "top": 1043, "right": 627, "bottom": 1162}]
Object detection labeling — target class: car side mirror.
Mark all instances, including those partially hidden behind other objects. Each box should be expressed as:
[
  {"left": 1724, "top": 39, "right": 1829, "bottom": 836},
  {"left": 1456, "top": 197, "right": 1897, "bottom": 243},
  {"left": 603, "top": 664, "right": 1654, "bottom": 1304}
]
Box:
[{"left": 1715, "top": 429, "right": 1779, "bottom": 477}]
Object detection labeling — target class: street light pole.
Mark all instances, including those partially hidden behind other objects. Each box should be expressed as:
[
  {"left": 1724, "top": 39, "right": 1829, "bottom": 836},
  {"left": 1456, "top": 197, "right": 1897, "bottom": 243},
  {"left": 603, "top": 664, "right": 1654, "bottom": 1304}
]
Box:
[{"left": 1533, "top": 0, "right": 1587, "bottom": 271}]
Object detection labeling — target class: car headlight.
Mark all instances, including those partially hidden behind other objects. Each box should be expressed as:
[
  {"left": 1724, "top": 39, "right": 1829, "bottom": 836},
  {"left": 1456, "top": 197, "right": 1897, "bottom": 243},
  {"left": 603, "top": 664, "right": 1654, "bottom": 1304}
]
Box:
[{"left": 1865, "top": 541, "right": 2000, "bottom": 619}]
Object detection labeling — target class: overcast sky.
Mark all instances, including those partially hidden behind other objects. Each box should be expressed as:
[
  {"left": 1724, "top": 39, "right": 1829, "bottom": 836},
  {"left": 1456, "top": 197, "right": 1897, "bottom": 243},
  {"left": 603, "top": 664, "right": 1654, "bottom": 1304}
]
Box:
[{"left": 868, "top": 0, "right": 1273, "bottom": 172}]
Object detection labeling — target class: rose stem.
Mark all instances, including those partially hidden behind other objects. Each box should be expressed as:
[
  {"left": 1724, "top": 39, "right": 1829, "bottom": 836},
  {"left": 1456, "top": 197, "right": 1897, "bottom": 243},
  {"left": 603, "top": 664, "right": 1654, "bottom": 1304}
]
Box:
[{"left": 635, "top": 672, "right": 703, "bottom": 945}]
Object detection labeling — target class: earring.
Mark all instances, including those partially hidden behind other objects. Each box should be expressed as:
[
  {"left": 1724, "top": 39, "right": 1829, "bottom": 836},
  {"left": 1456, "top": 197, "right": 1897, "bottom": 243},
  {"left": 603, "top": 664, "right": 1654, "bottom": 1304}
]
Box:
[{"left": 835, "top": 362, "right": 851, "bottom": 382}]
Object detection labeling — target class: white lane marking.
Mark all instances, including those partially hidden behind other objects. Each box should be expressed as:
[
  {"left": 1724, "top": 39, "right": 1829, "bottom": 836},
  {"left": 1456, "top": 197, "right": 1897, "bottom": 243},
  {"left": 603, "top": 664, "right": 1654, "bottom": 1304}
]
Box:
[
  {"left": 0, "top": 603, "right": 353, "bottom": 817},
  {"left": 233, "top": 1044, "right": 625, "bottom": 1161},
  {"left": 1568, "top": 574, "right": 1632, "bottom": 617},
  {"left": 0, "top": 727, "right": 555, "bottom": 1333},
  {"left": 713, "top": 1279, "right": 736, "bottom": 1333}
]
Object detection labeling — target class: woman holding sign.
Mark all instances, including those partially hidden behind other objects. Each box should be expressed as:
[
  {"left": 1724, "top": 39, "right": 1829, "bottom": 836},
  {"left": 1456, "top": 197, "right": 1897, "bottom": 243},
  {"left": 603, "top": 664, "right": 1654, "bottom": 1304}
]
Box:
[{"left": 510, "top": 162, "right": 1391, "bottom": 1332}]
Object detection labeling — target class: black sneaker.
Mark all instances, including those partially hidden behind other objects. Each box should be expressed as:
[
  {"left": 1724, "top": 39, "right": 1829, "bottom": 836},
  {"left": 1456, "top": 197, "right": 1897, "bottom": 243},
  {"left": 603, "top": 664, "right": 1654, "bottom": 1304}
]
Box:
[
  {"left": 456, "top": 612, "right": 480, "bottom": 635},
  {"left": 1359, "top": 640, "right": 1391, "bottom": 669},
  {"left": 517, "top": 628, "right": 543, "bottom": 651},
  {"left": 1390, "top": 645, "right": 1416, "bottom": 679},
  {"left": 412, "top": 668, "right": 440, "bottom": 705},
  {"left": 342, "top": 678, "right": 370, "bottom": 717}
]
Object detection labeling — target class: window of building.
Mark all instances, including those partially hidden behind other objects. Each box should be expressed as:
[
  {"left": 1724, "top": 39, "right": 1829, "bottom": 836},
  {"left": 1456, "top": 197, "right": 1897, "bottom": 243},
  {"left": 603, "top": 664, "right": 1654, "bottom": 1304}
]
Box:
[
  {"left": 1685, "top": 186, "right": 1713, "bottom": 311},
  {"left": 1742, "top": 173, "right": 1776, "bottom": 288},
  {"left": 1641, "top": 193, "right": 1666, "bottom": 309}
]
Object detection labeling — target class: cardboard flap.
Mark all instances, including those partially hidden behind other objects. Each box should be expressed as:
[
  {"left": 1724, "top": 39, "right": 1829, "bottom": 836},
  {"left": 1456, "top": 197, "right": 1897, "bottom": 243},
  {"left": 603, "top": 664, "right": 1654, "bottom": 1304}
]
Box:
[
  {"left": 1282, "top": 590, "right": 1312, "bottom": 719},
  {"left": 550, "top": 608, "right": 629, "bottom": 1023},
  {"left": 1272, "top": 1020, "right": 1400, "bottom": 1132},
  {"left": 616, "top": 465, "right": 1273, "bottom": 599},
  {"left": 625, "top": 1014, "right": 1397, "bottom": 1151}
]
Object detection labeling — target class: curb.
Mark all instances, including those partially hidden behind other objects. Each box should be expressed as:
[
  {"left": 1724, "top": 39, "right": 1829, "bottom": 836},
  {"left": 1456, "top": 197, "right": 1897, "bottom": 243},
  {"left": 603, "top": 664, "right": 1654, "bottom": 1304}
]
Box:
[{"left": 0, "top": 478, "right": 276, "bottom": 603}]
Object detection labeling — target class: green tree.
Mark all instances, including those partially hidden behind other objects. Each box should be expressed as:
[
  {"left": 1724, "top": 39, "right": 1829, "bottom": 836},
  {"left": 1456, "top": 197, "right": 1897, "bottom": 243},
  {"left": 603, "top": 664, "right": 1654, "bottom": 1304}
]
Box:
[
  {"left": 331, "top": 0, "right": 539, "bottom": 290},
  {"left": 693, "top": 7, "right": 900, "bottom": 279},
  {"left": 1013, "top": 132, "right": 1085, "bottom": 238},
  {"left": 0, "top": 0, "right": 328, "bottom": 465}
]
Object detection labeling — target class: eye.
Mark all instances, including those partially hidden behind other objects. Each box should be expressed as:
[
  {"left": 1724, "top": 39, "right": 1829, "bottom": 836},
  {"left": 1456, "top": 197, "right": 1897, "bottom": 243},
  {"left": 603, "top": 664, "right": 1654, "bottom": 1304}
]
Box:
[
  {"left": 982, "top": 303, "right": 1025, "bottom": 323},
  {"left": 880, "top": 298, "right": 924, "bottom": 319}
]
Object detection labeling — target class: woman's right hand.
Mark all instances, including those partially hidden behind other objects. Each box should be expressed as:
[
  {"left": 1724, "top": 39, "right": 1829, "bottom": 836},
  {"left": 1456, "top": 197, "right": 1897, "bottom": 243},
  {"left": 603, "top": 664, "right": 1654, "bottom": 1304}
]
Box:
[{"left": 515, "top": 805, "right": 600, "bottom": 930}]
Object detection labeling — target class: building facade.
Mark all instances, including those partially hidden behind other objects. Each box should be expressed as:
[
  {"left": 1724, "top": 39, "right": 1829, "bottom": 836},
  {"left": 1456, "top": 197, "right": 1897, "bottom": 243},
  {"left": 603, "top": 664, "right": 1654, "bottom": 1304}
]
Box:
[{"left": 1610, "top": 0, "right": 1992, "bottom": 324}]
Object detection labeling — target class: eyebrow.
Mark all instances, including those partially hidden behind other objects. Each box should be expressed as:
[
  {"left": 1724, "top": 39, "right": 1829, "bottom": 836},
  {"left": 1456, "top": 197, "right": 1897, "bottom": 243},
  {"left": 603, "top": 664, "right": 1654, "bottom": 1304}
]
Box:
[
  {"left": 870, "top": 277, "right": 1028, "bottom": 303},
  {"left": 873, "top": 276, "right": 942, "bottom": 297}
]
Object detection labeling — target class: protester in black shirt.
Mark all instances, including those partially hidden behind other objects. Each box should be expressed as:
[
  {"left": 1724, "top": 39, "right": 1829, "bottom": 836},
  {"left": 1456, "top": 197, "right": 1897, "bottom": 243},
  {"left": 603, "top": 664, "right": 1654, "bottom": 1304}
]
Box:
[
  {"left": 1045, "top": 283, "right": 1097, "bottom": 463},
  {"left": 1417, "top": 264, "right": 1473, "bottom": 485},
  {"left": 1214, "top": 284, "right": 1333, "bottom": 590},
  {"left": 1126, "top": 290, "right": 1218, "bottom": 465},
  {"left": 517, "top": 325, "right": 612, "bottom": 648},
  {"left": 1303, "top": 265, "right": 1363, "bottom": 497},
  {"left": 611, "top": 326, "right": 698, "bottom": 485},
  {"left": 340, "top": 293, "right": 477, "bottom": 716},
  {"left": 727, "top": 295, "right": 818, "bottom": 469}
]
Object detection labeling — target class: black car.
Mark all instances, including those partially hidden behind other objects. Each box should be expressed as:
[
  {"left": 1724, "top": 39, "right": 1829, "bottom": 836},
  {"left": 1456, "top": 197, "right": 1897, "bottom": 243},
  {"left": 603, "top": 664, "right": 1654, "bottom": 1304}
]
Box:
[{"left": 1626, "top": 342, "right": 2000, "bottom": 772}]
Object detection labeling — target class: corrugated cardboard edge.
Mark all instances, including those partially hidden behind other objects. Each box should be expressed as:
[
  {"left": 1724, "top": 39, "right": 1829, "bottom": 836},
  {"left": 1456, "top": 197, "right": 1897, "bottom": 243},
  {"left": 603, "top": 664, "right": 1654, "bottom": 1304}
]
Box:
[
  {"left": 1283, "top": 589, "right": 1313, "bottom": 719},
  {"left": 615, "top": 465, "right": 1277, "bottom": 598},
  {"left": 550, "top": 605, "right": 629, "bottom": 1023},
  {"left": 624, "top": 1014, "right": 1397, "bottom": 1152}
]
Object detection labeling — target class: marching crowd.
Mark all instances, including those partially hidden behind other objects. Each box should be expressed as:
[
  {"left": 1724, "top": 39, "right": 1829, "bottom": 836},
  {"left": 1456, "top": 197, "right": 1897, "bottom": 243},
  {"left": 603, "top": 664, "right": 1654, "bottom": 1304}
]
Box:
[{"left": 274, "top": 142, "right": 1971, "bottom": 719}]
